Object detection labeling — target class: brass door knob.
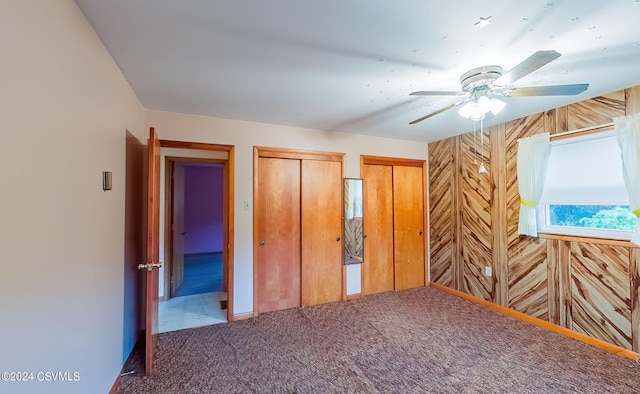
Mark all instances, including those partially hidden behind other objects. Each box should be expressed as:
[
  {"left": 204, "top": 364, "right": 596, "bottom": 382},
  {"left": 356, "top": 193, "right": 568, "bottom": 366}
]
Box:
[{"left": 137, "top": 262, "right": 162, "bottom": 271}]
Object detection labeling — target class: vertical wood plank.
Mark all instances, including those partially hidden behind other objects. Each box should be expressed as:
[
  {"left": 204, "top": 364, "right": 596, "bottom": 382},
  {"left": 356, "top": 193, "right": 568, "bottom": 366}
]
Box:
[
  {"left": 630, "top": 247, "right": 640, "bottom": 352},
  {"left": 428, "top": 138, "right": 455, "bottom": 287},
  {"left": 559, "top": 240, "right": 572, "bottom": 328},
  {"left": 626, "top": 86, "right": 640, "bottom": 116},
  {"left": 454, "top": 136, "right": 464, "bottom": 291},
  {"left": 554, "top": 105, "right": 568, "bottom": 135},
  {"left": 547, "top": 239, "right": 560, "bottom": 324},
  {"left": 570, "top": 242, "right": 631, "bottom": 349},
  {"left": 490, "top": 123, "right": 508, "bottom": 306},
  {"left": 460, "top": 127, "right": 493, "bottom": 301}
]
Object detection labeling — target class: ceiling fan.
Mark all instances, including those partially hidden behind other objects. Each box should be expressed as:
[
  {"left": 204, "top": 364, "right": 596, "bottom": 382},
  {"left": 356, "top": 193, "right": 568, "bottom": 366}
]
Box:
[{"left": 409, "top": 50, "right": 589, "bottom": 124}]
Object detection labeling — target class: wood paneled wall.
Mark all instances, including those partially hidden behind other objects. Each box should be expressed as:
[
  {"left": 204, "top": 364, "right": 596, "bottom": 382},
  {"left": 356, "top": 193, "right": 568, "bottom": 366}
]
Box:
[
  {"left": 428, "top": 85, "right": 640, "bottom": 351},
  {"left": 428, "top": 138, "right": 455, "bottom": 288}
]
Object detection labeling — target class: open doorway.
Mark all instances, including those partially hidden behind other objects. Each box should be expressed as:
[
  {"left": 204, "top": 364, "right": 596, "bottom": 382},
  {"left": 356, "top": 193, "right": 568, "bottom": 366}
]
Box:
[{"left": 160, "top": 158, "right": 229, "bottom": 332}]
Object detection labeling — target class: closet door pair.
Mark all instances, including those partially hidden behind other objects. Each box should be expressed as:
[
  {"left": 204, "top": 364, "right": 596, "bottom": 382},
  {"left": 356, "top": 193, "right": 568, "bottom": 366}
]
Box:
[
  {"left": 255, "top": 149, "right": 344, "bottom": 314},
  {"left": 362, "top": 158, "right": 426, "bottom": 295}
]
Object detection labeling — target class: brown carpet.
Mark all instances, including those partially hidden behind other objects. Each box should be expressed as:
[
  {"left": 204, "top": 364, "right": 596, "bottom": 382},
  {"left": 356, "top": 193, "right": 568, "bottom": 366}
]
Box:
[{"left": 117, "top": 287, "right": 640, "bottom": 393}]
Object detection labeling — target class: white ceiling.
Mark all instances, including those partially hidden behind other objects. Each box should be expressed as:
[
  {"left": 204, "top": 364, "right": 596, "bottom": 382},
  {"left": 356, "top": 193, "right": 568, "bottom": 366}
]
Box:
[{"left": 75, "top": 0, "right": 640, "bottom": 142}]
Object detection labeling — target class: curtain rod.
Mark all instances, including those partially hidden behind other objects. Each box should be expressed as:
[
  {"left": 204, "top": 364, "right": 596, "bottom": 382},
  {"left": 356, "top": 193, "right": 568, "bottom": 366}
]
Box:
[
  {"left": 551, "top": 122, "right": 614, "bottom": 138},
  {"left": 517, "top": 121, "right": 614, "bottom": 142}
]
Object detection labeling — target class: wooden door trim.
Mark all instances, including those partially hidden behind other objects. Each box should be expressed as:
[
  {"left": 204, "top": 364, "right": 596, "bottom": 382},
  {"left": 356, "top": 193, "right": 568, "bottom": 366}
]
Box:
[
  {"left": 160, "top": 140, "right": 234, "bottom": 151},
  {"left": 145, "top": 127, "right": 161, "bottom": 376},
  {"left": 163, "top": 158, "right": 227, "bottom": 301},
  {"left": 165, "top": 157, "right": 228, "bottom": 165},
  {"left": 252, "top": 147, "right": 260, "bottom": 317},
  {"left": 162, "top": 158, "right": 173, "bottom": 301},
  {"left": 255, "top": 146, "right": 345, "bottom": 162},
  {"left": 362, "top": 155, "right": 425, "bottom": 167},
  {"left": 158, "top": 138, "right": 236, "bottom": 320},
  {"left": 421, "top": 160, "right": 428, "bottom": 287},
  {"left": 254, "top": 146, "right": 346, "bottom": 316}
]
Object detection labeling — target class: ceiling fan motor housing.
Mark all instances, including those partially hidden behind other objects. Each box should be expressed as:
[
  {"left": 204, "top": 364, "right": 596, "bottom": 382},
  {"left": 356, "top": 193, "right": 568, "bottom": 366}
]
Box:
[{"left": 460, "top": 65, "right": 503, "bottom": 92}]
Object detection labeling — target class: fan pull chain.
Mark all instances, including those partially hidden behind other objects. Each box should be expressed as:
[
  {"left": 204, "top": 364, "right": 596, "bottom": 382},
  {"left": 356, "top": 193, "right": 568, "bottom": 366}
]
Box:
[
  {"left": 473, "top": 120, "right": 478, "bottom": 165},
  {"left": 480, "top": 117, "right": 483, "bottom": 159},
  {"left": 478, "top": 117, "right": 488, "bottom": 174}
]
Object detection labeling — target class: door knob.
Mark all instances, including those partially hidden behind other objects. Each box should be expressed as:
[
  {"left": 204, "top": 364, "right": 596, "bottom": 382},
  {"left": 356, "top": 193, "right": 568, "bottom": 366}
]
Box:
[
  {"left": 419, "top": 231, "right": 423, "bottom": 236},
  {"left": 259, "top": 241, "right": 265, "bottom": 246},
  {"left": 138, "top": 262, "right": 162, "bottom": 271},
  {"left": 336, "top": 237, "right": 341, "bottom": 242}
]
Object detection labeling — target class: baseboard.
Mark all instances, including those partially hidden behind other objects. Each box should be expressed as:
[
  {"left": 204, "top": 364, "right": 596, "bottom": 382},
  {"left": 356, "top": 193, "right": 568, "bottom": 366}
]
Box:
[
  {"left": 109, "top": 372, "right": 122, "bottom": 394},
  {"left": 110, "top": 334, "right": 143, "bottom": 393},
  {"left": 233, "top": 312, "right": 254, "bottom": 321},
  {"left": 184, "top": 251, "right": 223, "bottom": 258},
  {"left": 428, "top": 282, "right": 640, "bottom": 361}
]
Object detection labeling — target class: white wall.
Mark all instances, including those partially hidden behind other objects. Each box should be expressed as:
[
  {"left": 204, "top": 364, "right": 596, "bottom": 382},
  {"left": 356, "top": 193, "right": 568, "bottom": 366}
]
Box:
[
  {"left": 0, "top": 2, "right": 145, "bottom": 394},
  {"left": 146, "top": 110, "right": 428, "bottom": 314}
]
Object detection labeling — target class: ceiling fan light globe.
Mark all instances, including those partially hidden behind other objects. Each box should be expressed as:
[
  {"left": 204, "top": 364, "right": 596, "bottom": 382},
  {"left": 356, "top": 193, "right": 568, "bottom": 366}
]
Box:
[
  {"left": 458, "top": 101, "right": 486, "bottom": 120},
  {"left": 457, "top": 102, "right": 474, "bottom": 118},
  {"left": 488, "top": 98, "right": 506, "bottom": 115}
]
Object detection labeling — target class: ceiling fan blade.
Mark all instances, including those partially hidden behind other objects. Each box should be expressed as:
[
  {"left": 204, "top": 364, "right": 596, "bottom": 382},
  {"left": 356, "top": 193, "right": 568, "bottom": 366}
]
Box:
[
  {"left": 504, "top": 83, "right": 589, "bottom": 97},
  {"left": 495, "top": 50, "right": 561, "bottom": 86},
  {"left": 409, "top": 101, "right": 465, "bottom": 124},
  {"left": 409, "top": 90, "right": 466, "bottom": 96}
]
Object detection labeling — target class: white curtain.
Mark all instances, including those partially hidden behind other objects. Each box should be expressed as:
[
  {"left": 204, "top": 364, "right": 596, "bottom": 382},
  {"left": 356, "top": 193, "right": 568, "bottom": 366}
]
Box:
[
  {"left": 614, "top": 113, "right": 640, "bottom": 245},
  {"left": 517, "top": 132, "right": 551, "bottom": 236}
]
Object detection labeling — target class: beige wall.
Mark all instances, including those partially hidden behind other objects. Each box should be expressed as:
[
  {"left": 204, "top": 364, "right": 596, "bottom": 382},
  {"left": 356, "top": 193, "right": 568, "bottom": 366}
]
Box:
[
  {"left": 0, "top": 1, "right": 145, "bottom": 393},
  {"left": 145, "top": 110, "right": 428, "bottom": 314}
]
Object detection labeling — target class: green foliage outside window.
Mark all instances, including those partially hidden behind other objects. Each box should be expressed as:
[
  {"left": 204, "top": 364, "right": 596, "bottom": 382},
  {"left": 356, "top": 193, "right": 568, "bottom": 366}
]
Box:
[{"left": 549, "top": 205, "right": 637, "bottom": 230}]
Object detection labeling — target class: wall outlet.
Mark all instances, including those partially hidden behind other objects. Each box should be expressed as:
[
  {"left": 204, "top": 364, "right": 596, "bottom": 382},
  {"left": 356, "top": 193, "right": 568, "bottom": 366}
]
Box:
[
  {"left": 243, "top": 200, "right": 250, "bottom": 211},
  {"left": 485, "top": 266, "right": 492, "bottom": 277}
]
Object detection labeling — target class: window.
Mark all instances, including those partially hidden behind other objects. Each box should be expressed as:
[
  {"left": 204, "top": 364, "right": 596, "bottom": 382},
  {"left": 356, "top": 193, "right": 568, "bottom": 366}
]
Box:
[{"left": 537, "top": 130, "right": 637, "bottom": 239}]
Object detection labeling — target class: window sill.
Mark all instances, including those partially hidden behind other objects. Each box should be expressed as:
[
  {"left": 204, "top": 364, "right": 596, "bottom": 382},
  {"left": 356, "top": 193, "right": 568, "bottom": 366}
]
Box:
[{"left": 537, "top": 232, "right": 638, "bottom": 248}]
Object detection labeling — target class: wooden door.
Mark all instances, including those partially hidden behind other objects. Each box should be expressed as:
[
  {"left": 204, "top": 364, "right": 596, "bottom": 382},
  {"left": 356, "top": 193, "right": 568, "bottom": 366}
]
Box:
[
  {"left": 393, "top": 165, "right": 425, "bottom": 290},
  {"left": 301, "top": 160, "right": 343, "bottom": 305},
  {"left": 144, "top": 127, "right": 161, "bottom": 376},
  {"left": 256, "top": 157, "right": 301, "bottom": 313},
  {"left": 171, "top": 162, "right": 185, "bottom": 297},
  {"left": 362, "top": 164, "right": 394, "bottom": 295}
]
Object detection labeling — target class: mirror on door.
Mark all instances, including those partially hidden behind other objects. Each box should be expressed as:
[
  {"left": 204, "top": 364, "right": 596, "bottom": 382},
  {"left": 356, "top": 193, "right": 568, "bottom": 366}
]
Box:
[{"left": 343, "top": 178, "right": 364, "bottom": 265}]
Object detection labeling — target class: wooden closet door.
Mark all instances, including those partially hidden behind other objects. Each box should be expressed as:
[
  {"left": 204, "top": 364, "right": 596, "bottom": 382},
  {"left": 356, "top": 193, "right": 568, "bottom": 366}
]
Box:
[
  {"left": 301, "top": 159, "right": 342, "bottom": 306},
  {"left": 257, "top": 157, "right": 301, "bottom": 313},
  {"left": 393, "top": 165, "right": 425, "bottom": 290},
  {"left": 362, "top": 164, "right": 394, "bottom": 295}
]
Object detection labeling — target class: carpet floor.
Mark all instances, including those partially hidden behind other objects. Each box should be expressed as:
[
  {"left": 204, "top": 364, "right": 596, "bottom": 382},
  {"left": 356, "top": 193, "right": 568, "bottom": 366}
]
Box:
[
  {"left": 117, "top": 286, "right": 640, "bottom": 393},
  {"left": 174, "top": 252, "right": 223, "bottom": 297}
]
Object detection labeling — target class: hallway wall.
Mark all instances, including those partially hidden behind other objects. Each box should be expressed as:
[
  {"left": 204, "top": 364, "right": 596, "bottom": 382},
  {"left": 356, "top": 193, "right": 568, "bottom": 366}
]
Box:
[{"left": 184, "top": 166, "right": 224, "bottom": 254}]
